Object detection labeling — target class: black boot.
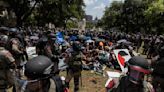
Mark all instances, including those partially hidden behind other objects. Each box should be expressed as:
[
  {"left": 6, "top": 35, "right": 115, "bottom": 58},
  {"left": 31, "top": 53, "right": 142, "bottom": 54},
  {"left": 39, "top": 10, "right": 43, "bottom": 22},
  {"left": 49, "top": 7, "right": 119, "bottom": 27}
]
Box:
[
  {"left": 74, "top": 87, "right": 79, "bottom": 92},
  {"left": 74, "top": 77, "right": 80, "bottom": 92},
  {"left": 65, "top": 82, "right": 70, "bottom": 89}
]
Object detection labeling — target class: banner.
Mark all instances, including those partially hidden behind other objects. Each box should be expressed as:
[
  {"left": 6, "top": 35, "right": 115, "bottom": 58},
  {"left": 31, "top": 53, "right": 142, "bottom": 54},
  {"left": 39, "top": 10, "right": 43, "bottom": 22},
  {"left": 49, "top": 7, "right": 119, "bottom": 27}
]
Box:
[{"left": 113, "top": 49, "right": 131, "bottom": 72}]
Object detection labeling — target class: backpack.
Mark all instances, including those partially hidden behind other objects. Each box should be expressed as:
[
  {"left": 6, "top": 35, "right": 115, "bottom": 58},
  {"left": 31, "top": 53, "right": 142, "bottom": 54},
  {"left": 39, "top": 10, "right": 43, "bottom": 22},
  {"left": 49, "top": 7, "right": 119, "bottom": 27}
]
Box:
[{"left": 68, "top": 52, "right": 82, "bottom": 72}]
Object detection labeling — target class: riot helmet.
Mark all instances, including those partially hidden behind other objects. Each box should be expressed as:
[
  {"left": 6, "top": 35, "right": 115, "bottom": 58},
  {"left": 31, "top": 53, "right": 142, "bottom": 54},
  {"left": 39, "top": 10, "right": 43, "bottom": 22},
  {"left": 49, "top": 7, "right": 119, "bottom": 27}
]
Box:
[
  {"left": 8, "top": 28, "right": 18, "bottom": 38},
  {"left": 127, "top": 56, "right": 151, "bottom": 83},
  {"left": 25, "top": 56, "right": 54, "bottom": 79},
  {"left": 72, "top": 41, "right": 82, "bottom": 51},
  {"left": 0, "top": 35, "right": 9, "bottom": 47},
  {"left": 0, "top": 27, "right": 10, "bottom": 35},
  {"left": 10, "top": 28, "right": 18, "bottom": 33}
]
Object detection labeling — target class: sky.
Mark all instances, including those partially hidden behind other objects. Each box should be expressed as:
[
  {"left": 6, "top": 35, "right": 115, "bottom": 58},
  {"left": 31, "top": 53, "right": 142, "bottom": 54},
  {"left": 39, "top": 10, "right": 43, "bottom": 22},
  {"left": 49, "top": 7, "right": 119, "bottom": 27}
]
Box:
[{"left": 84, "top": 0, "right": 124, "bottom": 19}]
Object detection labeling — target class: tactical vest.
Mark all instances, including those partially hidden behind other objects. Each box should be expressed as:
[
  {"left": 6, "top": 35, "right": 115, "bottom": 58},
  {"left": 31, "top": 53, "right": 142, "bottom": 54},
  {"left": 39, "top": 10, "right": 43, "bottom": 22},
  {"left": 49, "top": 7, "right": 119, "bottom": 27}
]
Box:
[
  {"left": 0, "top": 47, "right": 14, "bottom": 89},
  {"left": 68, "top": 52, "right": 82, "bottom": 72}
]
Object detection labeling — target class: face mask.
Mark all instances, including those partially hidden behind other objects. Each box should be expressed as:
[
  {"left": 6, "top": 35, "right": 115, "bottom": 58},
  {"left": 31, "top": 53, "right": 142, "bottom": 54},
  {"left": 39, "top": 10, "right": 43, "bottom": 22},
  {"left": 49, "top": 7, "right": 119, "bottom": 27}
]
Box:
[{"left": 129, "top": 69, "right": 144, "bottom": 83}]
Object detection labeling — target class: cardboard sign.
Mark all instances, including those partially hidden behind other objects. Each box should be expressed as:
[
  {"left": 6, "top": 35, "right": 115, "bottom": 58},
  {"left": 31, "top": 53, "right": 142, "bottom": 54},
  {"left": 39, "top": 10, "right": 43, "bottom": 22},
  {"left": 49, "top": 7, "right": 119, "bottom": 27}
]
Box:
[
  {"left": 113, "top": 49, "right": 131, "bottom": 72},
  {"left": 106, "top": 71, "right": 121, "bottom": 78},
  {"left": 26, "top": 47, "right": 37, "bottom": 58},
  {"left": 105, "top": 71, "right": 121, "bottom": 88},
  {"left": 58, "top": 58, "right": 68, "bottom": 70}
]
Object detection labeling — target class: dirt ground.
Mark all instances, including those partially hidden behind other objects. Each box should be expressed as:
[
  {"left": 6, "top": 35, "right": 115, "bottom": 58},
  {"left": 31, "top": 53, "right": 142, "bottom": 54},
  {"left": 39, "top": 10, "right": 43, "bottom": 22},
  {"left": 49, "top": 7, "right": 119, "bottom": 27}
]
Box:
[{"left": 58, "top": 70, "right": 109, "bottom": 92}]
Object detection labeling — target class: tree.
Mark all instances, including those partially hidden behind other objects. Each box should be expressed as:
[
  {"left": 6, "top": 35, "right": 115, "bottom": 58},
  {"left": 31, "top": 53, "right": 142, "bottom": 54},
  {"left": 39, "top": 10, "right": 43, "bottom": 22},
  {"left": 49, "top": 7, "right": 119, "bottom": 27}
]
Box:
[
  {"left": 3, "top": 0, "right": 85, "bottom": 28},
  {"left": 35, "top": 0, "right": 85, "bottom": 28},
  {"left": 86, "top": 21, "right": 94, "bottom": 29},
  {"left": 101, "top": 0, "right": 161, "bottom": 33},
  {"left": 101, "top": 1, "right": 123, "bottom": 30},
  {"left": 66, "top": 20, "right": 78, "bottom": 29},
  {"left": 4, "top": 0, "right": 41, "bottom": 27},
  {"left": 144, "top": 0, "right": 164, "bottom": 34},
  {"left": 121, "top": 0, "right": 146, "bottom": 32}
]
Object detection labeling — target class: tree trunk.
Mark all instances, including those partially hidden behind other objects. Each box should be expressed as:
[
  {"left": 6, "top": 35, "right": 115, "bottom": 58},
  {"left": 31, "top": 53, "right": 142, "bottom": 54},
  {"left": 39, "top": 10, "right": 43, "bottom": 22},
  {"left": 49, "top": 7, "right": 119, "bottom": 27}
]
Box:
[{"left": 16, "top": 15, "right": 23, "bottom": 27}]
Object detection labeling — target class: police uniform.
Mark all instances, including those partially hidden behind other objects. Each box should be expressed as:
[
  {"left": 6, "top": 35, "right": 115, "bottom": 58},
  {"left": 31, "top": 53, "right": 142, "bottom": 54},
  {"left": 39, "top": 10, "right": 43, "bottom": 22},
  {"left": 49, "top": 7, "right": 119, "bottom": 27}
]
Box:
[
  {"left": 0, "top": 47, "right": 15, "bottom": 91},
  {"left": 44, "top": 42, "right": 59, "bottom": 74},
  {"left": 15, "top": 56, "right": 66, "bottom": 92},
  {"left": 106, "top": 56, "right": 154, "bottom": 92},
  {"left": 9, "top": 38, "right": 23, "bottom": 67},
  {"left": 66, "top": 51, "right": 83, "bottom": 92},
  {"left": 152, "top": 53, "right": 164, "bottom": 92}
]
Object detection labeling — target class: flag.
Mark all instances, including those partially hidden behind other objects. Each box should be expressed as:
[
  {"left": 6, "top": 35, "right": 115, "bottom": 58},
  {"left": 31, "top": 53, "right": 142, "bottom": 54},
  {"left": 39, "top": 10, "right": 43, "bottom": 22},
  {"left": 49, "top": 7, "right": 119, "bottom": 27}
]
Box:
[{"left": 113, "top": 49, "right": 131, "bottom": 72}]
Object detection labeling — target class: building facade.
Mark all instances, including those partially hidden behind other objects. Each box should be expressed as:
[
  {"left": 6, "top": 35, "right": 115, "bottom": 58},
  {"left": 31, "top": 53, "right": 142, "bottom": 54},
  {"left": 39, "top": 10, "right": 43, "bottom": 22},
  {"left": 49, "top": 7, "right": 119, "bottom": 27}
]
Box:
[{"left": 85, "top": 15, "right": 93, "bottom": 22}]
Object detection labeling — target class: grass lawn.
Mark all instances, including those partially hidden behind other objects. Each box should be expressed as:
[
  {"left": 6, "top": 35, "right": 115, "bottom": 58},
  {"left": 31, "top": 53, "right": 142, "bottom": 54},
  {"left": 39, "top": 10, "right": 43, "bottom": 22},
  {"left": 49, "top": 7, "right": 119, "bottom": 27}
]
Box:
[{"left": 59, "top": 70, "right": 108, "bottom": 92}]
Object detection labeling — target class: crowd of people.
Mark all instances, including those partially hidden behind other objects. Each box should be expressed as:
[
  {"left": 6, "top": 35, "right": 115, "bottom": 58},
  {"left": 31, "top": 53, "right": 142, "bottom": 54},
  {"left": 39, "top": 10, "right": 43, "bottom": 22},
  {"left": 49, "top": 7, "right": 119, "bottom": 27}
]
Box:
[{"left": 0, "top": 26, "right": 164, "bottom": 92}]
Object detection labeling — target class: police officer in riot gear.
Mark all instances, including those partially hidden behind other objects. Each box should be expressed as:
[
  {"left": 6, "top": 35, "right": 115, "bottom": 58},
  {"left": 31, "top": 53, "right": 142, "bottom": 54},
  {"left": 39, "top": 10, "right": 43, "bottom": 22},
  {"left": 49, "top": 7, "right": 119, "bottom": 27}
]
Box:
[
  {"left": 36, "top": 32, "right": 60, "bottom": 75},
  {"left": 106, "top": 56, "right": 153, "bottom": 92},
  {"left": 23, "top": 56, "right": 53, "bottom": 92},
  {"left": 65, "top": 40, "right": 84, "bottom": 92},
  {"left": 151, "top": 46, "right": 164, "bottom": 68},
  {"left": 152, "top": 58, "right": 164, "bottom": 92},
  {"left": 152, "top": 46, "right": 164, "bottom": 92},
  {"left": 16, "top": 55, "right": 66, "bottom": 92},
  {"left": 0, "top": 33, "right": 16, "bottom": 92}
]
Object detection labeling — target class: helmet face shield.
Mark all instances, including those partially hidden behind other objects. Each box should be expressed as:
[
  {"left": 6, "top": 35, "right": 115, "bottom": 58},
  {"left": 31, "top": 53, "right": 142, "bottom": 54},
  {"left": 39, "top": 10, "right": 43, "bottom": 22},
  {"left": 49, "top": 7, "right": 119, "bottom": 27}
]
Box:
[
  {"left": 25, "top": 56, "right": 54, "bottom": 79},
  {"left": 129, "top": 65, "right": 151, "bottom": 83},
  {"left": 129, "top": 69, "right": 145, "bottom": 82},
  {"left": 130, "top": 65, "right": 151, "bottom": 74}
]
